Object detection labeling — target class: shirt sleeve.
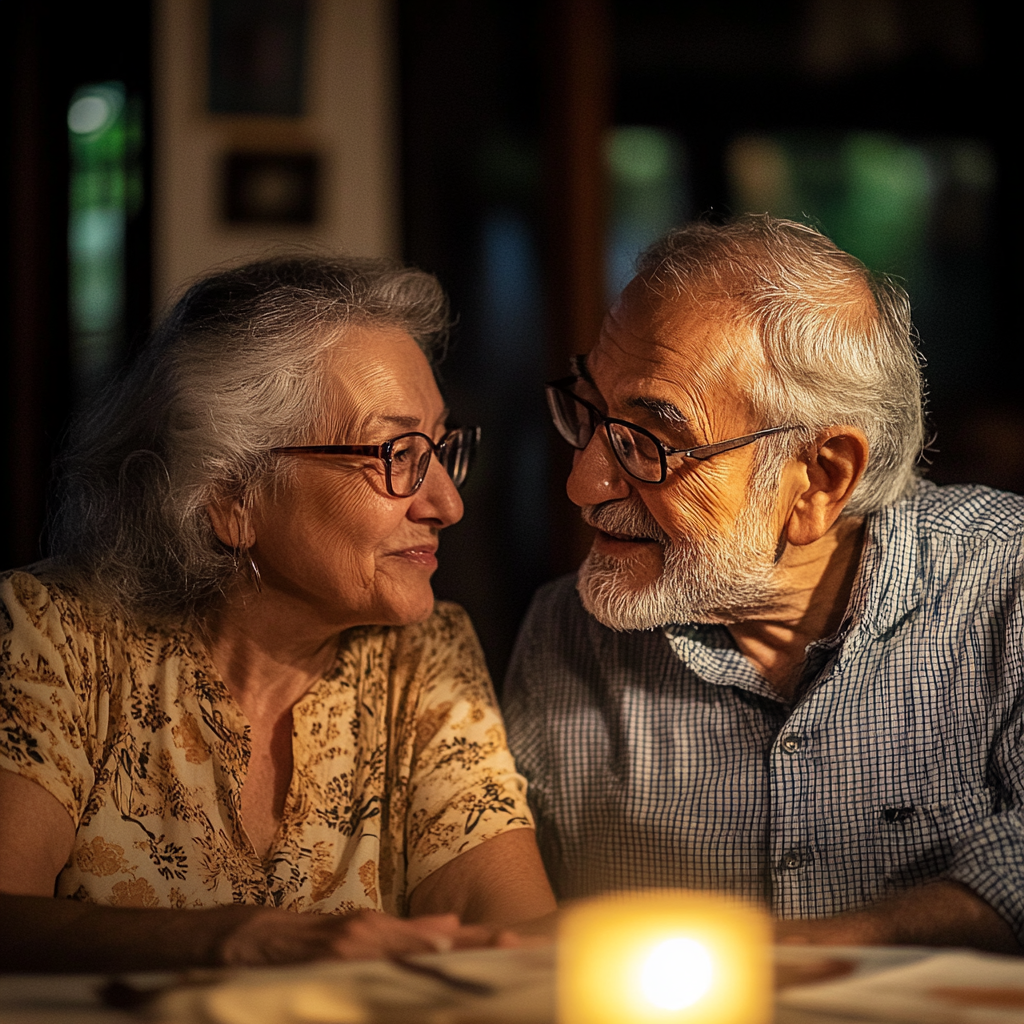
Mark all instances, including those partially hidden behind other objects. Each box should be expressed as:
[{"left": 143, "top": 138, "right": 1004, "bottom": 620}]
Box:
[
  {"left": 397, "top": 602, "right": 534, "bottom": 893},
  {"left": 941, "top": 586, "right": 1024, "bottom": 943},
  {"left": 0, "top": 571, "right": 99, "bottom": 825}
]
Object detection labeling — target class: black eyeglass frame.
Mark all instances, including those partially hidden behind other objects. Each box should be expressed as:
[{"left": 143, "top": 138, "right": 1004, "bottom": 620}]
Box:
[
  {"left": 271, "top": 425, "right": 481, "bottom": 498},
  {"left": 546, "top": 377, "right": 801, "bottom": 485}
]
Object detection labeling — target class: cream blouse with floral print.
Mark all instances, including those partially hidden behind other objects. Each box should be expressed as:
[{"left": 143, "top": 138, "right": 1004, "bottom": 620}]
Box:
[{"left": 0, "top": 568, "right": 533, "bottom": 914}]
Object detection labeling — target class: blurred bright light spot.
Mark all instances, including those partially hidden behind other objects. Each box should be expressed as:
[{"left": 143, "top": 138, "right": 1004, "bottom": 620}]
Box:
[
  {"left": 68, "top": 93, "right": 114, "bottom": 135},
  {"left": 640, "top": 936, "right": 715, "bottom": 1011}
]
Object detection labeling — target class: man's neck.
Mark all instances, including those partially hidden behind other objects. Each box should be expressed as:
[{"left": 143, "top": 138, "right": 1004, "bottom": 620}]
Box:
[{"left": 726, "top": 515, "right": 866, "bottom": 700}]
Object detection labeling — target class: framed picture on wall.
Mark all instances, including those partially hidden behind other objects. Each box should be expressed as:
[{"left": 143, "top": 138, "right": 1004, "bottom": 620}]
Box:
[{"left": 222, "top": 152, "right": 319, "bottom": 225}]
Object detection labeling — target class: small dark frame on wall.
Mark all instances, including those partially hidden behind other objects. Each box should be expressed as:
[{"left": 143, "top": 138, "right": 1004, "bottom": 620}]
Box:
[
  {"left": 223, "top": 152, "right": 319, "bottom": 225},
  {"left": 209, "top": 0, "right": 309, "bottom": 116}
]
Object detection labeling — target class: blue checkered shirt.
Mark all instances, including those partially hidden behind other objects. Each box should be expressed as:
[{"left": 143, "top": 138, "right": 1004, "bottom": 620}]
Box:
[{"left": 503, "top": 482, "right": 1024, "bottom": 939}]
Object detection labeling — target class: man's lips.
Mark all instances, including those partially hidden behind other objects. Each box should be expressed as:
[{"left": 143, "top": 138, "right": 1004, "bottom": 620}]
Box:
[{"left": 593, "top": 528, "right": 660, "bottom": 547}]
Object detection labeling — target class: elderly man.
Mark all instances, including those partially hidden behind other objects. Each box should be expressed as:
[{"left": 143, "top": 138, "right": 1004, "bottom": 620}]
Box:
[{"left": 503, "top": 215, "right": 1024, "bottom": 951}]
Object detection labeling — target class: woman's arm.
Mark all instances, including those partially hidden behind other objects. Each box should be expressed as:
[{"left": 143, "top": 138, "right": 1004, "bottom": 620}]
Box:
[
  {"left": 408, "top": 828, "right": 556, "bottom": 927},
  {"left": 0, "top": 893, "right": 500, "bottom": 971},
  {"left": 0, "top": 771, "right": 506, "bottom": 971},
  {"left": 0, "top": 770, "right": 75, "bottom": 896}
]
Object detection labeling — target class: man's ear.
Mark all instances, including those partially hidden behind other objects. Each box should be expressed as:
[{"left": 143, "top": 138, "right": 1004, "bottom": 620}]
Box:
[
  {"left": 784, "top": 427, "right": 869, "bottom": 546},
  {"left": 206, "top": 493, "right": 256, "bottom": 550}
]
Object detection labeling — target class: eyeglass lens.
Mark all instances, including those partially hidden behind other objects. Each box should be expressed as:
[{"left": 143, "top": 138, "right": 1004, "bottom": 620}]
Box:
[
  {"left": 547, "top": 387, "right": 665, "bottom": 483},
  {"left": 386, "top": 429, "right": 476, "bottom": 497}
]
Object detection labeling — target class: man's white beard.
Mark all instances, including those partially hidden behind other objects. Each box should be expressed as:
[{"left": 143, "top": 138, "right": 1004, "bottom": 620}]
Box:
[{"left": 576, "top": 489, "right": 785, "bottom": 631}]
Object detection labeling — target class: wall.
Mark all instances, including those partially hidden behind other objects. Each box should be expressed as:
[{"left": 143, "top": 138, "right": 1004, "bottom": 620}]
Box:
[{"left": 153, "top": 0, "right": 399, "bottom": 311}]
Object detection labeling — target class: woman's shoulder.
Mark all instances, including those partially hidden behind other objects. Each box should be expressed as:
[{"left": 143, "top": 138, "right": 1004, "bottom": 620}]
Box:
[
  {"left": 0, "top": 562, "right": 94, "bottom": 635},
  {"left": 0, "top": 561, "right": 179, "bottom": 661}
]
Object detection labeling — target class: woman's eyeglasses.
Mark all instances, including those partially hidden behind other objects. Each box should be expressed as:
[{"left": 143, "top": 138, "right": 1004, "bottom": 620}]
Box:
[
  {"left": 271, "top": 425, "right": 480, "bottom": 498},
  {"left": 546, "top": 377, "right": 799, "bottom": 485}
]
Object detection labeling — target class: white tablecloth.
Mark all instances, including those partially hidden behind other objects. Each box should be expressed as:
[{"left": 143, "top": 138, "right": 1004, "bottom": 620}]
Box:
[{"left": 2, "top": 945, "right": 1022, "bottom": 1023}]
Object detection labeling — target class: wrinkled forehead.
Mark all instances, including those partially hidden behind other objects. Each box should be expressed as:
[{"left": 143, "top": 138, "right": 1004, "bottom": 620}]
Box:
[
  {"left": 589, "top": 277, "right": 767, "bottom": 406},
  {"left": 314, "top": 325, "right": 445, "bottom": 440}
]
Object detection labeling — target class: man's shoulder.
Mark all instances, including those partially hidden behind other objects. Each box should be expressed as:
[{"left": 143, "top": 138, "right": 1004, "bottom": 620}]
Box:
[
  {"left": 506, "top": 574, "right": 600, "bottom": 694},
  {"left": 508, "top": 573, "right": 674, "bottom": 696},
  {"left": 527, "top": 573, "right": 586, "bottom": 615},
  {"left": 907, "top": 481, "right": 1024, "bottom": 546},
  {"left": 516, "top": 573, "right": 598, "bottom": 647}
]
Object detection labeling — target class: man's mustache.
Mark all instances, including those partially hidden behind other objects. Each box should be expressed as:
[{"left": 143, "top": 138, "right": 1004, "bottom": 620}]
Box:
[{"left": 580, "top": 500, "right": 671, "bottom": 546}]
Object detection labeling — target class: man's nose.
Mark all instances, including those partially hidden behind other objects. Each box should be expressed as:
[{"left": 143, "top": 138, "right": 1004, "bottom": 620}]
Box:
[{"left": 565, "top": 431, "right": 632, "bottom": 507}]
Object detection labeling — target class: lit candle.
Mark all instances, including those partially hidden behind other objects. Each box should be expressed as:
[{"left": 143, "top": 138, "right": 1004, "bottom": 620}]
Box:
[{"left": 558, "top": 890, "right": 771, "bottom": 1024}]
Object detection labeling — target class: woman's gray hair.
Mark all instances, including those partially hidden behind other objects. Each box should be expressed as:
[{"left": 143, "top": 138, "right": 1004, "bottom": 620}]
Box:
[
  {"left": 48, "top": 253, "right": 451, "bottom": 621},
  {"left": 637, "top": 214, "right": 926, "bottom": 515}
]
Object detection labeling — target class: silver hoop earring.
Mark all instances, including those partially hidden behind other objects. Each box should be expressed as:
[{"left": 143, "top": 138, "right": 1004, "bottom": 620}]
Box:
[{"left": 246, "top": 552, "right": 263, "bottom": 594}]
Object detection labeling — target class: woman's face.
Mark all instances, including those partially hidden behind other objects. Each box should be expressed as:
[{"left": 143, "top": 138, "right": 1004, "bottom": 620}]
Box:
[{"left": 249, "top": 326, "right": 464, "bottom": 634}]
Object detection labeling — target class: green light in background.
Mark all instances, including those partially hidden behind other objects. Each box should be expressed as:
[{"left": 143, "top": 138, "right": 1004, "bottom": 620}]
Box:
[
  {"left": 607, "top": 126, "right": 677, "bottom": 187},
  {"left": 727, "top": 130, "right": 939, "bottom": 276},
  {"left": 68, "top": 81, "right": 142, "bottom": 402},
  {"left": 606, "top": 126, "right": 687, "bottom": 299}
]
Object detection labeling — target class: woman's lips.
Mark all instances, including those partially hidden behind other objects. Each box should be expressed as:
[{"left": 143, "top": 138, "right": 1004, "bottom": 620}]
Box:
[{"left": 393, "top": 545, "right": 438, "bottom": 568}]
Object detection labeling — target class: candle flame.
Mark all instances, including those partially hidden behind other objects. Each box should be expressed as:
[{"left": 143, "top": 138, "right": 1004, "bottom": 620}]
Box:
[{"left": 639, "top": 937, "right": 714, "bottom": 1011}]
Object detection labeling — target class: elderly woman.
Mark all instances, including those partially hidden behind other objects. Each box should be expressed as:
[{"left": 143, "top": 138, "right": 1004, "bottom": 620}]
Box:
[{"left": 0, "top": 256, "right": 555, "bottom": 970}]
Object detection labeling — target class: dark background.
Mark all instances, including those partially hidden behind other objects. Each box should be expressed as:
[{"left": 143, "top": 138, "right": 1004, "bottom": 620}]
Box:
[{"left": 5, "top": 1, "right": 1018, "bottom": 686}]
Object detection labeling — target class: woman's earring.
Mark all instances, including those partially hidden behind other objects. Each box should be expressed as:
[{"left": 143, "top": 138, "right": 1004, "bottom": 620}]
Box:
[{"left": 246, "top": 551, "right": 263, "bottom": 594}]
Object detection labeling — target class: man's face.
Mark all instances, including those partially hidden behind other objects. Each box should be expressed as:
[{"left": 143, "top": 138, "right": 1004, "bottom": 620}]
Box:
[{"left": 567, "top": 279, "right": 793, "bottom": 629}]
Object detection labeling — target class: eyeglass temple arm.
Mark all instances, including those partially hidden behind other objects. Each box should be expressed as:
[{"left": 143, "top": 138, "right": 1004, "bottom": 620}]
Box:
[
  {"left": 677, "top": 425, "right": 801, "bottom": 461},
  {"left": 271, "top": 444, "right": 384, "bottom": 456}
]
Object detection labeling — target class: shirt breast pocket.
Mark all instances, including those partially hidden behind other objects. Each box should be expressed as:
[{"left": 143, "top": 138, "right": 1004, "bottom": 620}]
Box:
[{"left": 878, "top": 790, "right": 991, "bottom": 893}]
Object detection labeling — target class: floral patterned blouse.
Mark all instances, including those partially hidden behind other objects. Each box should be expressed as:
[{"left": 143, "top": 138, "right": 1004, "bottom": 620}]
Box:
[{"left": 0, "top": 568, "right": 533, "bottom": 914}]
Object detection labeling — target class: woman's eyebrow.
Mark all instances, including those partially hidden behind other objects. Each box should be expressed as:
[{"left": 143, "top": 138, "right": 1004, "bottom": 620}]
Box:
[
  {"left": 366, "top": 413, "right": 422, "bottom": 431},
  {"left": 363, "top": 407, "right": 451, "bottom": 433}
]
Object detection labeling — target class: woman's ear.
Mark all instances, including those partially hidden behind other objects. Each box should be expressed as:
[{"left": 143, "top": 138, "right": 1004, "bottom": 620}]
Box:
[
  {"left": 784, "top": 427, "right": 869, "bottom": 546},
  {"left": 206, "top": 494, "right": 256, "bottom": 550}
]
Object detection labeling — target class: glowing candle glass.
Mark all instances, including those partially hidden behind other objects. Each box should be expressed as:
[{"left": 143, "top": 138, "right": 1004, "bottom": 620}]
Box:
[{"left": 558, "top": 890, "right": 771, "bottom": 1024}]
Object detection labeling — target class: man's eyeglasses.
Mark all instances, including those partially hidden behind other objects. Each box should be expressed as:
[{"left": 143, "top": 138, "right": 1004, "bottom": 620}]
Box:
[
  {"left": 546, "top": 377, "right": 799, "bottom": 485},
  {"left": 271, "top": 426, "right": 480, "bottom": 498}
]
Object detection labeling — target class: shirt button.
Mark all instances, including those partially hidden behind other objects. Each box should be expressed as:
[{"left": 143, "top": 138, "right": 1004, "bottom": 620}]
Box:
[
  {"left": 780, "top": 850, "right": 804, "bottom": 870},
  {"left": 780, "top": 734, "right": 803, "bottom": 754}
]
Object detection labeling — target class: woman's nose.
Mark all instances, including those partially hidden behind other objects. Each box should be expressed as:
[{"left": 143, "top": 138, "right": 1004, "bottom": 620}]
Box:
[
  {"left": 565, "top": 431, "right": 632, "bottom": 507},
  {"left": 409, "top": 457, "right": 464, "bottom": 527}
]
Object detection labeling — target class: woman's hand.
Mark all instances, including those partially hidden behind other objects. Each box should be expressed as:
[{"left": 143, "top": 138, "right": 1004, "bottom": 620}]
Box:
[
  {"left": 219, "top": 909, "right": 517, "bottom": 966},
  {"left": 0, "top": 895, "right": 518, "bottom": 972}
]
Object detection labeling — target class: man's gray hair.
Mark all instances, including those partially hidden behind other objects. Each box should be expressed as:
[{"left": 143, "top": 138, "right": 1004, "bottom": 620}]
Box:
[
  {"left": 48, "top": 253, "right": 450, "bottom": 621},
  {"left": 636, "top": 214, "right": 926, "bottom": 515}
]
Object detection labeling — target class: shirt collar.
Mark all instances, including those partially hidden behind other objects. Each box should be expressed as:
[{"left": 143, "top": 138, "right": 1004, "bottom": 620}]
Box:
[
  {"left": 839, "top": 483, "right": 925, "bottom": 643},
  {"left": 661, "top": 481, "right": 927, "bottom": 686}
]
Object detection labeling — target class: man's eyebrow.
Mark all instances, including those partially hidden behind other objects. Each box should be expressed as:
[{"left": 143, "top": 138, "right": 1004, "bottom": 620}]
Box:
[
  {"left": 569, "top": 356, "right": 688, "bottom": 423},
  {"left": 626, "top": 396, "right": 688, "bottom": 424},
  {"left": 571, "top": 354, "right": 688, "bottom": 424}
]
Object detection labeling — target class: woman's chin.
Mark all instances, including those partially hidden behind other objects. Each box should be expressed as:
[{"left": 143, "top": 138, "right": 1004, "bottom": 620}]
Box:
[{"left": 371, "top": 585, "right": 438, "bottom": 628}]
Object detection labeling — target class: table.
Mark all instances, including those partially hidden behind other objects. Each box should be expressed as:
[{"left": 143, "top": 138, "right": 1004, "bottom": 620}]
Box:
[{"left": 2, "top": 945, "right": 1022, "bottom": 1023}]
